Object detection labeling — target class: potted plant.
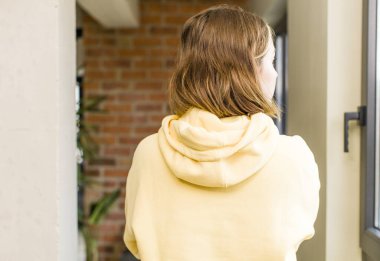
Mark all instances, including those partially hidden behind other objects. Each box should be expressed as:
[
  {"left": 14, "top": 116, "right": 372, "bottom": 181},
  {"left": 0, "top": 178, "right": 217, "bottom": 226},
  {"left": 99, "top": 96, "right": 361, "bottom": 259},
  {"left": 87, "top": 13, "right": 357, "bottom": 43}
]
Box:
[{"left": 76, "top": 94, "right": 121, "bottom": 261}]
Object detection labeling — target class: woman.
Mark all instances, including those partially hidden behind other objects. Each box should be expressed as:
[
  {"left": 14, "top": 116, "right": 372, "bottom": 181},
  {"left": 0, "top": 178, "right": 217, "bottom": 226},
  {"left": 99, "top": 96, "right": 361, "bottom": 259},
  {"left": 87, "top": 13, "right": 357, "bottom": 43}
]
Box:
[{"left": 123, "top": 4, "right": 320, "bottom": 261}]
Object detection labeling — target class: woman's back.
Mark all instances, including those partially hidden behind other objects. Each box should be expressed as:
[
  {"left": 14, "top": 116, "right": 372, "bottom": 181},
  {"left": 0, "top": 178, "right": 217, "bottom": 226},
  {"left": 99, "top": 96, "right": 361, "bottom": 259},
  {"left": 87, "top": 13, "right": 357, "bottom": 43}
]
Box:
[{"left": 123, "top": 107, "right": 320, "bottom": 261}]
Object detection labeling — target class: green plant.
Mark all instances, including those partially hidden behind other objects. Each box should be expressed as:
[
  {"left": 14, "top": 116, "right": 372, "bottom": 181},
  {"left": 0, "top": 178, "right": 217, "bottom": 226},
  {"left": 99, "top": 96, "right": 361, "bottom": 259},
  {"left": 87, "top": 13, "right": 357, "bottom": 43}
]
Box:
[
  {"left": 76, "top": 94, "right": 121, "bottom": 261},
  {"left": 79, "top": 190, "right": 121, "bottom": 261}
]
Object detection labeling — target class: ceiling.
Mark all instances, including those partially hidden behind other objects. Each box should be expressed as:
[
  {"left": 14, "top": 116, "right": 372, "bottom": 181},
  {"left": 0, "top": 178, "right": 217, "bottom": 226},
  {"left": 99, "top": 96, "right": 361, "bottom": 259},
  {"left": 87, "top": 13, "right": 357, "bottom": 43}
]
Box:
[
  {"left": 76, "top": 0, "right": 286, "bottom": 30},
  {"left": 76, "top": 0, "right": 139, "bottom": 28}
]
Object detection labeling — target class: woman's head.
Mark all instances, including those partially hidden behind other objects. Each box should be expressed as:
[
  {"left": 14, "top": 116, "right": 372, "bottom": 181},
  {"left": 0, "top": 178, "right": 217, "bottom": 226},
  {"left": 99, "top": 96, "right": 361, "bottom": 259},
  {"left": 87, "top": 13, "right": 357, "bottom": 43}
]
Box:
[{"left": 168, "top": 4, "right": 281, "bottom": 119}]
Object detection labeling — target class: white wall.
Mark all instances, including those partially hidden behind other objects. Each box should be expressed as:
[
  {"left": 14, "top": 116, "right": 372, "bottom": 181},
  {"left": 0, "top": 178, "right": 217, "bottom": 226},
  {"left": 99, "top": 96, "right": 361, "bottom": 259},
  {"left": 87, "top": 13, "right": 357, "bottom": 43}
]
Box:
[
  {"left": 288, "top": 0, "right": 363, "bottom": 260},
  {"left": 0, "top": 0, "right": 77, "bottom": 260}
]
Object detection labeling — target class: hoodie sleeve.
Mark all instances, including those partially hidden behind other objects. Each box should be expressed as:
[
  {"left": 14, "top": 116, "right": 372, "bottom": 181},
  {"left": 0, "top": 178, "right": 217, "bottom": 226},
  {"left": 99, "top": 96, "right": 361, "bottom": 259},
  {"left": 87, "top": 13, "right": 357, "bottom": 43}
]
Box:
[
  {"left": 123, "top": 145, "right": 142, "bottom": 260},
  {"left": 293, "top": 135, "right": 321, "bottom": 245}
]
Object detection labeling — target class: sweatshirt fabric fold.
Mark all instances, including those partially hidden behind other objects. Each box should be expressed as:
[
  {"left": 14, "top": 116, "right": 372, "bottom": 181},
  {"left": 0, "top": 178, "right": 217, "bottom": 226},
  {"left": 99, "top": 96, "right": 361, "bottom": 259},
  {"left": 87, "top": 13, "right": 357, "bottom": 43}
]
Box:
[{"left": 123, "top": 107, "right": 320, "bottom": 261}]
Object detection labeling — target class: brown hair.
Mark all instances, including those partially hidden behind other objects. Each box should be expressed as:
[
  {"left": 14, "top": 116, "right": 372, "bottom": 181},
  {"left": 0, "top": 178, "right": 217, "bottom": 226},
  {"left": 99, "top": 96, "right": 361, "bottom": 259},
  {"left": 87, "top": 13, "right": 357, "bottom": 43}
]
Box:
[{"left": 168, "top": 4, "right": 281, "bottom": 119}]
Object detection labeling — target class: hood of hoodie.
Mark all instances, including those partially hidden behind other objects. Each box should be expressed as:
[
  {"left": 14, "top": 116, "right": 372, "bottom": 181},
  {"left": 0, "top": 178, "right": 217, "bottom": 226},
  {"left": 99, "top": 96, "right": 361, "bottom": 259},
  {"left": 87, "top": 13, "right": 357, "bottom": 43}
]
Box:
[{"left": 157, "top": 107, "right": 280, "bottom": 188}]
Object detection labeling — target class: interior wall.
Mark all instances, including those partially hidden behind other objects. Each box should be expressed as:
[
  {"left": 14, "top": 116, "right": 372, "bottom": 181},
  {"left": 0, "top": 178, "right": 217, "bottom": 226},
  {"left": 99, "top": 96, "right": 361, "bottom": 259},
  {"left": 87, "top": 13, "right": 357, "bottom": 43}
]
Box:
[
  {"left": 0, "top": 0, "right": 77, "bottom": 260},
  {"left": 287, "top": 0, "right": 363, "bottom": 260},
  {"left": 287, "top": 0, "right": 327, "bottom": 260}
]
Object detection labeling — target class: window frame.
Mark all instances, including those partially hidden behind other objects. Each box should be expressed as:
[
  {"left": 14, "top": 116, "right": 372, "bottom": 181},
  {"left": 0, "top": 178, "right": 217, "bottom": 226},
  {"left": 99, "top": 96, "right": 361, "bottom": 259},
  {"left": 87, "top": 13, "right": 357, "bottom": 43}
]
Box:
[
  {"left": 360, "top": 0, "right": 380, "bottom": 260},
  {"left": 273, "top": 33, "right": 288, "bottom": 135}
]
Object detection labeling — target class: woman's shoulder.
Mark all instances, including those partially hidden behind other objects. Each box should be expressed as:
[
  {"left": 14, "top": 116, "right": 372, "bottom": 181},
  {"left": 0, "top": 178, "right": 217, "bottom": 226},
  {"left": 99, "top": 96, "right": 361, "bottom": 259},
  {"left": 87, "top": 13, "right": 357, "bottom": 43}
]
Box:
[
  {"left": 134, "top": 133, "right": 159, "bottom": 153},
  {"left": 277, "top": 134, "right": 316, "bottom": 163},
  {"left": 126, "top": 133, "right": 159, "bottom": 181},
  {"left": 276, "top": 134, "right": 320, "bottom": 191},
  {"left": 275, "top": 134, "right": 319, "bottom": 182}
]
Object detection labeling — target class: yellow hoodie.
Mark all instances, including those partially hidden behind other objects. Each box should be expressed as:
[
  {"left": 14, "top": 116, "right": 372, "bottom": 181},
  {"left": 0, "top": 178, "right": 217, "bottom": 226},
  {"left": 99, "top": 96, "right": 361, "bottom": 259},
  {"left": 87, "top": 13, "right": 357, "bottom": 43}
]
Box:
[{"left": 123, "top": 107, "right": 320, "bottom": 261}]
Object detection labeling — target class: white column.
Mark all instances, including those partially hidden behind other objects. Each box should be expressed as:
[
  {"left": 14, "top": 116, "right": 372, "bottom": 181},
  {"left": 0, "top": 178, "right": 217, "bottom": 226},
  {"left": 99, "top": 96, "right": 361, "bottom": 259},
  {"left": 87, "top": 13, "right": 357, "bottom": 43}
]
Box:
[
  {"left": 0, "top": 0, "right": 77, "bottom": 260},
  {"left": 325, "top": 0, "right": 362, "bottom": 260}
]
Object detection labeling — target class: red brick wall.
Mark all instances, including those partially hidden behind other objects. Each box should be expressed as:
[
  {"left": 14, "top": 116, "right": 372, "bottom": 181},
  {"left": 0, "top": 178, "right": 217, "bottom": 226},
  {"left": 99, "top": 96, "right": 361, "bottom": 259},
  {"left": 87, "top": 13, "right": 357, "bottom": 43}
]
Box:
[{"left": 82, "top": 0, "right": 248, "bottom": 259}]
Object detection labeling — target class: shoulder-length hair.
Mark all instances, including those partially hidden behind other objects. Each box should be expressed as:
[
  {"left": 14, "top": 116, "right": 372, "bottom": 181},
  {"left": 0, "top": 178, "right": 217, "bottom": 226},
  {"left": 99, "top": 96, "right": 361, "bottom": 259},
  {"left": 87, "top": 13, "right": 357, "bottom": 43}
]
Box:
[{"left": 168, "top": 4, "right": 281, "bottom": 119}]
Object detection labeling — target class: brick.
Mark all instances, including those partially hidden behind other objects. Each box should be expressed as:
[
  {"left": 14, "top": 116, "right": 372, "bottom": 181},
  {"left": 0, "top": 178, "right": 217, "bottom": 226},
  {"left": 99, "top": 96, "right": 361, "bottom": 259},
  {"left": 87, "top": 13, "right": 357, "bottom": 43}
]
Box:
[
  {"left": 101, "top": 37, "right": 117, "bottom": 46},
  {"left": 104, "top": 147, "right": 131, "bottom": 156},
  {"left": 134, "top": 59, "right": 162, "bottom": 68},
  {"left": 85, "top": 59, "right": 100, "bottom": 68},
  {"left": 135, "top": 103, "right": 162, "bottom": 112},
  {"left": 135, "top": 126, "right": 159, "bottom": 135},
  {"left": 98, "top": 224, "right": 122, "bottom": 233},
  {"left": 85, "top": 92, "right": 115, "bottom": 100},
  {"left": 177, "top": 4, "right": 207, "bottom": 13},
  {"left": 118, "top": 48, "right": 147, "bottom": 57},
  {"left": 134, "top": 81, "right": 162, "bottom": 90},
  {"left": 102, "top": 126, "right": 131, "bottom": 134},
  {"left": 83, "top": 37, "right": 101, "bottom": 45},
  {"left": 118, "top": 115, "right": 148, "bottom": 124},
  {"left": 85, "top": 47, "right": 117, "bottom": 57},
  {"left": 149, "top": 26, "right": 178, "bottom": 35},
  {"left": 101, "top": 81, "right": 130, "bottom": 90},
  {"left": 105, "top": 170, "right": 129, "bottom": 177},
  {"left": 106, "top": 212, "right": 125, "bottom": 220},
  {"left": 132, "top": 37, "right": 162, "bottom": 47},
  {"left": 102, "top": 59, "right": 131, "bottom": 68},
  {"left": 149, "top": 71, "right": 172, "bottom": 79},
  {"left": 118, "top": 93, "right": 146, "bottom": 101},
  {"left": 88, "top": 158, "right": 116, "bottom": 166},
  {"left": 118, "top": 202, "right": 125, "bottom": 209},
  {"left": 92, "top": 135, "right": 116, "bottom": 145},
  {"left": 83, "top": 81, "right": 100, "bottom": 90},
  {"left": 119, "top": 136, "right": 143, "bottom": 145},
  {"left": 119, "top": 27, "right": 147, "bottom": 35},
  {"left": 165, "top": 37, "right": 180, "bottom": 47},
  {"left": 165, "top": 59, "right": 176, "bottom": 68},
  {"left": 149, "top": 93, "right": 167, "bottom": 101},
  {"left": 121, "top": 70, "right": 147, "bottom": 79},
  {"left": 103, "top": 104, "right": 132, "bottom": 112},
  {"left": 141, "top": 15, "right": 162, "bottom": 24},
  {"left": 116, "top": 115, "right": 133, "bottom": 124},
  {"left": 163, "top": 15, "right": 189, "bottom": 25},
  {"left": 150, "top": 115, "right": 165, "bottom": 123},
  {"left": 86, "top": 70, "right": 117, "bottom": 80},
  {"left": 150, "top": 48, "right": 177, "bottom": 56},
  {"left": 84, "top": 169, "right": 100, "bottom": 177},
  {"left": 104, "top": 180, "right": 117, "bottom": 188},
  {"left": 86, "top": 114, "right": 117, "bottom": 124}
]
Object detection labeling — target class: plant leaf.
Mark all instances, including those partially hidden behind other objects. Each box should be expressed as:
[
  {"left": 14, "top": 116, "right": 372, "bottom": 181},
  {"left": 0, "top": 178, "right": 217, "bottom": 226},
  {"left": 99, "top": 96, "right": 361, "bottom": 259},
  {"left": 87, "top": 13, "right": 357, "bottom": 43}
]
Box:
[{"left": 88, "top": 189, "right": 121, "bottom": 225}]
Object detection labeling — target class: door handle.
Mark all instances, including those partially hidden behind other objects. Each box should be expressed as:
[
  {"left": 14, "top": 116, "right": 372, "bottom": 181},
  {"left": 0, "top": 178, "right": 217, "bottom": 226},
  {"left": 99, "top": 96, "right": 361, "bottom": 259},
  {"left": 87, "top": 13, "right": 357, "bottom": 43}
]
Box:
[{"left": 344, "top": 106, "right": 366, "bottom": 152}]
